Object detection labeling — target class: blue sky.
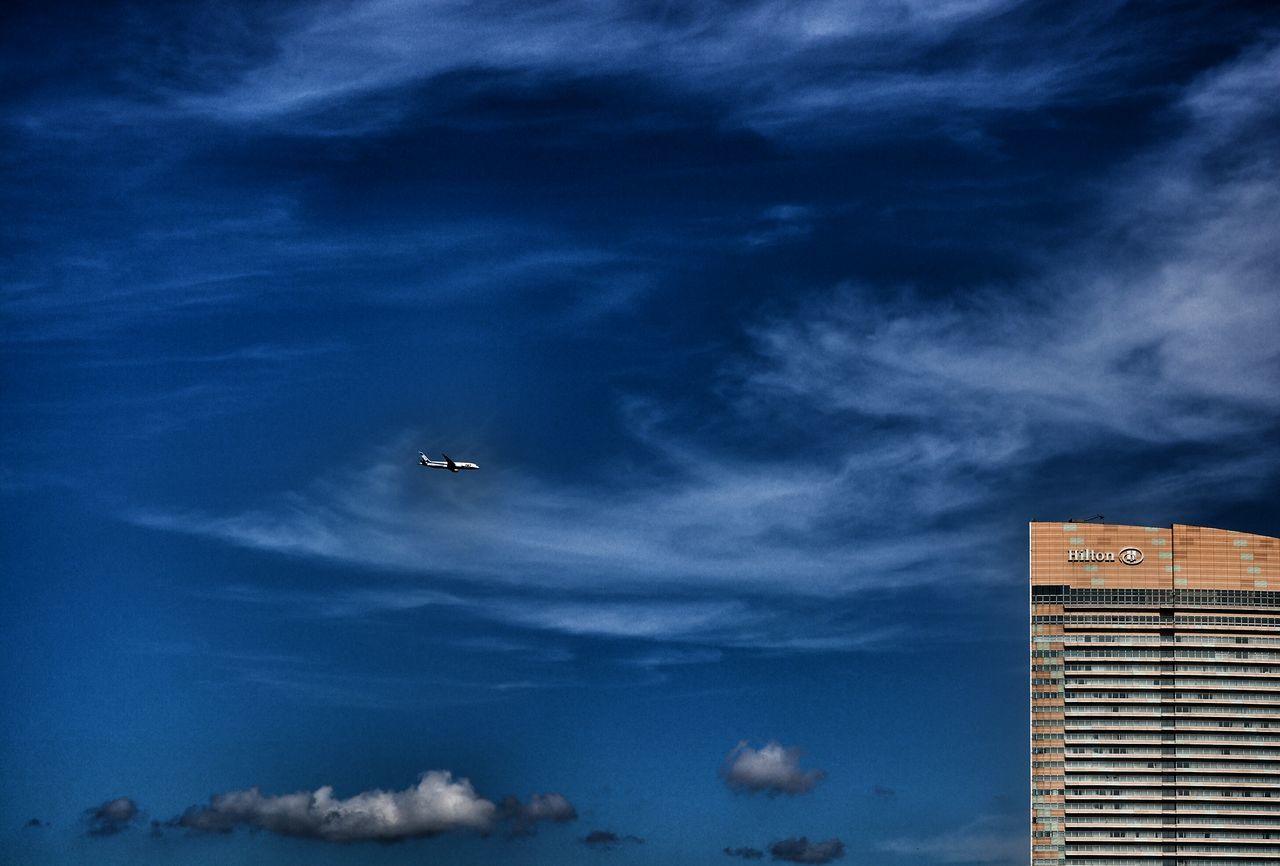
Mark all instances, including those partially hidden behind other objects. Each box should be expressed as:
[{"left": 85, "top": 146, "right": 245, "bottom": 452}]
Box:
[{"left": 3, "top": 1, "right": 1279, "bottom": 863}]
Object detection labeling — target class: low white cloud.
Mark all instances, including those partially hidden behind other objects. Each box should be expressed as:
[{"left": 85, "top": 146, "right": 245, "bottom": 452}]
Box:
[
  {"left": 721, "top": 741, "right": 825, "bottom": 796},
  {"left": 171, "top": 771, "right": 574, "bottom": 842}
]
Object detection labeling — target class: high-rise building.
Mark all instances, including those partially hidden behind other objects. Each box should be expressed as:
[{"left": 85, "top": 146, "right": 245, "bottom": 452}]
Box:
[{"left": 1031, "top": 522, "right": 1280, "bottom": 866}]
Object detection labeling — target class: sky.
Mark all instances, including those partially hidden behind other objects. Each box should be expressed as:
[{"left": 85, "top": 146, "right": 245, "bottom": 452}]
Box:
[{"left": 2, "top": 0, "right": 1280, "bottom": 863}]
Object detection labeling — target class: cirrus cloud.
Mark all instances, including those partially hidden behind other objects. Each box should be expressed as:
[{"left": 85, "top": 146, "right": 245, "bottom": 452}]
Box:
[{"left": 124, "top": 36, "right": 1280, "bottom": 656}]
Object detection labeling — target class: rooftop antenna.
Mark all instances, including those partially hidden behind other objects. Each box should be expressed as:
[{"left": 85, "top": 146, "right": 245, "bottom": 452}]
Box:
[{"left": 1068, "top": 514, "right": 1105, "bottom": 523}]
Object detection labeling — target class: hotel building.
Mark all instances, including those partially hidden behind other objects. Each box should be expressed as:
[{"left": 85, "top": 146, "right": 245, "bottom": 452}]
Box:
[{"left": 1031, "top": 522, "right": 1280, "bottom": 865}]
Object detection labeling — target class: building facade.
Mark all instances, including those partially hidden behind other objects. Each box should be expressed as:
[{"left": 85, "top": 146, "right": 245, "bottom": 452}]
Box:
[{"left": 1031, "top": 522, "right": 1280, "bottom": 865}]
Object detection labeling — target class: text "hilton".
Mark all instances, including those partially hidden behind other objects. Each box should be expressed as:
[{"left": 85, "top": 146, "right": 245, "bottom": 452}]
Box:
[{"left": 1068, "top": 548, "right": 1117, "bottom": 562}]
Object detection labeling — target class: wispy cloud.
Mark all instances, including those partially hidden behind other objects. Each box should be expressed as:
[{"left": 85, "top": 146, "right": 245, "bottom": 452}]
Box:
[
  {"left": 164, "top": 0, "right": 1073, "bottom": 133},
  {"left": 8, "top": 0, "right": 1164, "bottom": 143},
  {"left": 133, "top": 421, "right": 993, "bottom": 595},
  {"left": 2, "top": 207, "right": 649, "bottom": 346},
  {"left": 880, "top": 814, "right": 1022, "bottom": 864},
  {"left": 622, "top": 647, "right": 723, "bottom": 668},
  {"left": 129, "top": 39, "right": 1280, "bottom": 647}
]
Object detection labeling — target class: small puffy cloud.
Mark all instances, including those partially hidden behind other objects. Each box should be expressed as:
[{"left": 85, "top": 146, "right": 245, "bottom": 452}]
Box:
[
  {"left": 769, "top": 837, "right": 845, "bottom": 864},
  {"left": 499, "top": 792, "right": 578, "bottom": 836},
  {"left": 721, "top": 741, "right": 825, "bottom": 796},
  {"left": 170, "top": 771, "right": 574, "bottom": 842},
  {"left": 85, "top": 797, "right": 141, "bottom": 836},
  {"left": 725, "top": 846, "right": 766, "bottom": 859},
  {"left": 583, "top": 829, "right": 644, "bottom": 848}
]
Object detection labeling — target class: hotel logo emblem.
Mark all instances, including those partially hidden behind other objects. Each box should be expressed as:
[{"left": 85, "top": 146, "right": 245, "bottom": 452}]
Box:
[{"left": 1119, "top": 547, "right": 1144, "bottom": 566}]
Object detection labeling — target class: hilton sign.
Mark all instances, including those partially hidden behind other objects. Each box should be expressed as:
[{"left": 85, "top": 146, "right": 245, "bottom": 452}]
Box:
[{"left": 1068, "top": 547, "right": 1145, "bottom": 565}]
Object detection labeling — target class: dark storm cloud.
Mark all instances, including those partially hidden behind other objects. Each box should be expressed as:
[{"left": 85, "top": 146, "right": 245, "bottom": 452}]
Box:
[
  {"left": 725, "top": 846, "right": 766, "bottom": 859},
  {"left": 721, "top": 741, "right": 825, "bottom": 796},
  {"left": 168, "top": 772, "right": 574, "bottom": 843},
  {"left": 84, "top": 797, "right": 140, "bottom": 836},
  {"left": 582, "top": 829, "right": 645, "bottom": 848},
  {"left": 769, "top": 837, "right": 845, "bottom": 864}
]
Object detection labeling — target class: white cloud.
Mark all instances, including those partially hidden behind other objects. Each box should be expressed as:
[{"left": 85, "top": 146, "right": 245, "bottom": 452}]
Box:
[
  {"left": 720, "top": 741, "right": 825, "bottom": 796},
  {"left": 172, "top": 771, "right": 574, "bottom": 842},
  {"left": 738, "top": 43, "right": 1280, "bottom": 468},
  {"left": 134, "top": 440, "right": 974, "bottom": 600}
]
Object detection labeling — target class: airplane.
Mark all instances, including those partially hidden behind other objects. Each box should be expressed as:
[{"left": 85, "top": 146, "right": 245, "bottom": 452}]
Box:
[{"left": 419, "top": 452, "right": 479, "bottom": 473}]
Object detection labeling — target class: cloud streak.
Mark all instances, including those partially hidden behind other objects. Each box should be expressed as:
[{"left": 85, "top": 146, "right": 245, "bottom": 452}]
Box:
[
  {"left": 879, "top": 815, "right": 1022, "bottom": 864},
  {"left": 151, "top": 0, "right": 1121, "bottom": 139}
]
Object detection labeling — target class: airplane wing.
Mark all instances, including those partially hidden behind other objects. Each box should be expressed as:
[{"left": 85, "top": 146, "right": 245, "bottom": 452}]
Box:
[{"left": 443, "top": 453, "right": 458, "bottom": 471}]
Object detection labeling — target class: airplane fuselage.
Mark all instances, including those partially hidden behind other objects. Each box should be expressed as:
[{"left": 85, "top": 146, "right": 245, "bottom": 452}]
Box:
[{"left": 419, "top": 452, "right": 479, "bottom": 472}]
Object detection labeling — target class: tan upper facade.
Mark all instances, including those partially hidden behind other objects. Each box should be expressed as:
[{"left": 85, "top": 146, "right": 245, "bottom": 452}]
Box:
[{"left": 1030, "top": 522, "right": 1279, "bottom": 590}]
